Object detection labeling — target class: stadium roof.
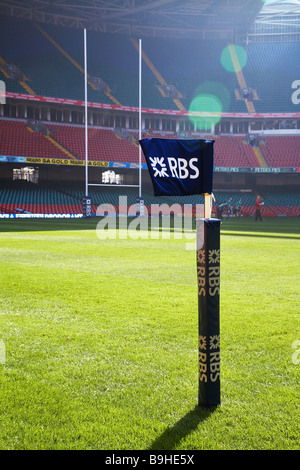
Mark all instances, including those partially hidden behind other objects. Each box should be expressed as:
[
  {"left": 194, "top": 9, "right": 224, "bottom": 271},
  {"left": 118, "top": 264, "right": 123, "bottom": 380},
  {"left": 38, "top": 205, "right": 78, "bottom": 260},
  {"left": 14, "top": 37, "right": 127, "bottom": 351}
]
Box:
[
  {"left": 1, "top": 0, "right": 299, "bottom": 40},
  {"left": 0, "top": 0, "right": 264, "bottom": 40},
  {"left": 255, "top": 0, "right": 300, "bottom": 27}
]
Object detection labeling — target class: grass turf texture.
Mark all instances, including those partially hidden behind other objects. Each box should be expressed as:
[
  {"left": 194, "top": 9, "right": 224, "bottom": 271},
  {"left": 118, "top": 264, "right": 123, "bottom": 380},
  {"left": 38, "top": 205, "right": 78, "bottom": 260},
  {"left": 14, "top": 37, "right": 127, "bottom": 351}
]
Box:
[{"left": 0, "top": 217, "right": 299, "bottom": 450}]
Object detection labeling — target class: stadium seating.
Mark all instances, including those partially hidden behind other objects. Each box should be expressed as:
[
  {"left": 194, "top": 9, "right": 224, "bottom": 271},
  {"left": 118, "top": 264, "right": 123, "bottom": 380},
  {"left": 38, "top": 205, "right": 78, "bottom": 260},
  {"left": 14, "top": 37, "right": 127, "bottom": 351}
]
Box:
[
  {"left": 244, "top": 42, "right": 300, "bottom": 113},
  {"left": 0, "top": 17, "right": 299, "bottom": 217},
  {"left": 213, "top": 136, "right": 257, "bottom": 167},
  {"left": 0, "top": 119, "right": 69, "bottom": 159},
  {"left": 48, "top": 124, "right": 142, "bottom": 162},
  {"left": 0, "top": 179, "right": 299, "bottom": 217},
  {"left": 0, "top": 180, "right": 83, "bottom": 214},
  {"left": 0, "top": 119, "right": 141, "bottom": 162},
  {"left": 1, "top": 119, "right": 299, "bottom": 168},
  {"left": 1, "top": 16, "right": 299, "bottom": 113},
  {"left": 261, "top": 136, "right": 300, "bottom": 167}
]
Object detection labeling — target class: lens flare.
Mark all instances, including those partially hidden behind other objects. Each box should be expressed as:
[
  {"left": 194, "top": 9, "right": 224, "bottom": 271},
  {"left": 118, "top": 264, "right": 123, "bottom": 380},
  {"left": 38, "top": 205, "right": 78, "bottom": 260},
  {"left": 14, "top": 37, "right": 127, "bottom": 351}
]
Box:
[
  {"left": 188, "top": 93, "right": 222, "bottom": 130},
  {"left": 220, "top": 44, "right": 247, "bottom": 73},
  {"left": 193, "top": 81, "right": 231, "bottom": 111}
]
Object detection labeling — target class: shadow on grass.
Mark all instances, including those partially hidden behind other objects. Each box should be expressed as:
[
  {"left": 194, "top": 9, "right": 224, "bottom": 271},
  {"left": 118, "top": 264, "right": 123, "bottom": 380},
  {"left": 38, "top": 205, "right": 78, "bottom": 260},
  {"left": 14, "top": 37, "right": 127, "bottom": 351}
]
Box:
[
  {"left": 0, "top": 218, "right": 99, "bottom": 232},
  {"left": 149, "top": 405, "right": 218, "bottom": 450},
  {"left": 0, "top": 216, "right": 299, "bottom": 238},
  {"left": 221, "top": 231, "right": 300, "bottom": 240},
  {"left": 219, "top": 217, "right": 300, "bottom": 238}
]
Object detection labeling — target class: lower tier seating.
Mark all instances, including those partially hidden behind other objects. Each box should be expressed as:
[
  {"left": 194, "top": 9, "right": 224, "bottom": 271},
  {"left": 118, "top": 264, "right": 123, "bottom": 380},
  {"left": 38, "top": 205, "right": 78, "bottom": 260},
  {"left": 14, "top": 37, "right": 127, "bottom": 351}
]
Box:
[{"left": 1, "top": 181, "right": 299, "bottom": 217}]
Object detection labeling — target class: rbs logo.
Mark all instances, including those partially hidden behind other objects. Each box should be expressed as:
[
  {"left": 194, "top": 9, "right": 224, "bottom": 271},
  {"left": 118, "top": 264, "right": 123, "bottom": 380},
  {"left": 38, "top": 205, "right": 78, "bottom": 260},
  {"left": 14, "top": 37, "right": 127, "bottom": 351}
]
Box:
[{"left": 149, "top": 156, "right": 199, "bottom": 179}]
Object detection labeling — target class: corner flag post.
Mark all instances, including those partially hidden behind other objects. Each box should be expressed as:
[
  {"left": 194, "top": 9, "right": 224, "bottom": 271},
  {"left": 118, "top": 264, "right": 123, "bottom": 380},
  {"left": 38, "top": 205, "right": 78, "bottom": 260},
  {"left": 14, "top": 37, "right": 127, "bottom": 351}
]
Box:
[
  {"left": 139, "top": 137, "right": 220, "bottom": 407},
  {"left": 197, "top": 194, "right": 221, "bottom": 407}
]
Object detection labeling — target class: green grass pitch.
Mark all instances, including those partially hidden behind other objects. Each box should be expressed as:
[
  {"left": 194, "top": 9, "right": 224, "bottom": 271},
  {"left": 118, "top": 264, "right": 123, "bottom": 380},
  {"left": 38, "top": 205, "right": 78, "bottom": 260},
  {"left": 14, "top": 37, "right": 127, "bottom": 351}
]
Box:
[{"left": 0, "top": 216, "right": 299, "bottom": 450}]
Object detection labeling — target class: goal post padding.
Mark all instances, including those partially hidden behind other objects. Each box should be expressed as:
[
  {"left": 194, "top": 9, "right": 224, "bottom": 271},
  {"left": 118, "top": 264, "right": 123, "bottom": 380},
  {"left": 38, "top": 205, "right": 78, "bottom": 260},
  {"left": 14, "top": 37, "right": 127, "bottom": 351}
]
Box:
[{"left": 197, "top": 218, "right": 221, "bottom": 407}]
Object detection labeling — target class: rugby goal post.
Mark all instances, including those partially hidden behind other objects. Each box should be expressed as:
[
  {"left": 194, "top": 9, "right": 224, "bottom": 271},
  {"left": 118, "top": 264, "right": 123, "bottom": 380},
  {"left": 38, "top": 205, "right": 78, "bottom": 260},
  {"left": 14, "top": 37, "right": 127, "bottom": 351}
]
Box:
[{"left": 82, "top": 32, "right": 143, "bottom": 218}]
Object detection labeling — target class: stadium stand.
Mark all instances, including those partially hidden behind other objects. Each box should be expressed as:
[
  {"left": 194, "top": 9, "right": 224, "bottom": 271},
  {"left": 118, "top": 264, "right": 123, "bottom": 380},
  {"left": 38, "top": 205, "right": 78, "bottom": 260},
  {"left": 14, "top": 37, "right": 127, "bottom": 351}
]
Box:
[
  {"left": 1, "top": 118, "right": 299, "bottom": 168},
  {"left": 0, "top": 178, "right": 299, "bottom": 218},
  {"left": 245, "top": 42, "right": 300, "bottom": 113},
  {"left": 0, "top": 15, "right": 299, "bottom": 217},
  {"left": 0, "top": 16, "right": 299, "bottom": 113},
  {"left": 48, "top": 124, "right": 141, "bottom": 163},
  {"left": 0, "top": 119, "right": 71, "bottom": 159},
  {"left": 261, "top": 136, "right": 300, "bottom": 167}
]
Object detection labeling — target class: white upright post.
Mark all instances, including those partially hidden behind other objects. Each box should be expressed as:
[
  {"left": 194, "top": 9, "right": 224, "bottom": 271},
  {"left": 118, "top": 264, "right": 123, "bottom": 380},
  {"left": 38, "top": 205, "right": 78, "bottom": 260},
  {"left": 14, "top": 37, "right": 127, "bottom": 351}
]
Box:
[
  {"left": 204, "top": 193, "right": 212, "bottom": 219},
  {"left": 138, "top": 38, "right": 142, "bottom": 199},
  {"left": 84, "top": 28, "right": 88, "bottom": 198}
]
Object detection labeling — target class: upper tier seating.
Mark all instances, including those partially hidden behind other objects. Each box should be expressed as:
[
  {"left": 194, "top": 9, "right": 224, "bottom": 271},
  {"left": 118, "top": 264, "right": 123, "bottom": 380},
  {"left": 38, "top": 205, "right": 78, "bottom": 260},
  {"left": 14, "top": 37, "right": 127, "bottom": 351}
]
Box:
[
  {"left": 1, "top": 16, "right": 299, "bottom": 113},
  {"left": 245, "top": 42, "right": 300, "bottom": 113}
]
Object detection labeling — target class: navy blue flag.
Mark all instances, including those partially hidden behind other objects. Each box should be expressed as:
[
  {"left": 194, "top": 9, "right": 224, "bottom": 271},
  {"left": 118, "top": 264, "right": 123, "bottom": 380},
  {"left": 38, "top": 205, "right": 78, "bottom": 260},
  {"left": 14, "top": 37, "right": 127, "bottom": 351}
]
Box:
[{"left": 139, "top": 138, "right": 214, "bottom": 197}]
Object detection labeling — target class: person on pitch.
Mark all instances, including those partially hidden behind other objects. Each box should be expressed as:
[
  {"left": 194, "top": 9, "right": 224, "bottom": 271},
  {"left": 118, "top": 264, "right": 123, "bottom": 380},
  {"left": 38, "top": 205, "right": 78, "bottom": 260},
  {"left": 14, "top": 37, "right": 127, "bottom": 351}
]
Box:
[
  {"left": 255, "top": 195, "right": 264, "bottom": 221},
  {"left": 237, "top": 199, "right": 242, "bottom": 217}
]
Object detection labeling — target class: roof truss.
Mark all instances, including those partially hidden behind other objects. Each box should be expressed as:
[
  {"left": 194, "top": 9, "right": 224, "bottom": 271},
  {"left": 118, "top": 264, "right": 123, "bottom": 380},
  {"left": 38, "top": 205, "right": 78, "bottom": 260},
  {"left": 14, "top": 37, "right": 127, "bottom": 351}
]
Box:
[{"left": 0, "top": 0, "right": 263, "bottom": 39}]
